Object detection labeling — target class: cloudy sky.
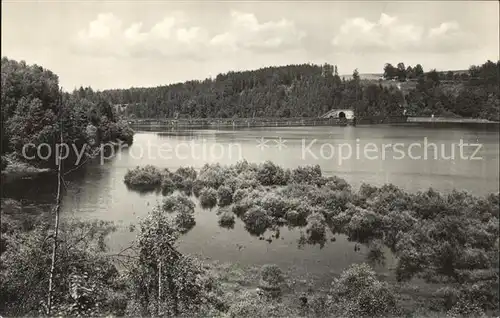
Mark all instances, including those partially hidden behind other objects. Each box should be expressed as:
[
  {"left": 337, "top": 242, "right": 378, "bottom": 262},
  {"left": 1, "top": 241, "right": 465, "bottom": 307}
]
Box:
[{"left": 2, "top": 1, "right": 498, "bottom": 90}]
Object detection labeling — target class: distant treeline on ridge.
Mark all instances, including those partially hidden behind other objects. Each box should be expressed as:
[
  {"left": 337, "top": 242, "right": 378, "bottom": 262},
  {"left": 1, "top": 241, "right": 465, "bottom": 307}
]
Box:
[{"left": 91, "top": 60, "right": 499, "bottom": 121}]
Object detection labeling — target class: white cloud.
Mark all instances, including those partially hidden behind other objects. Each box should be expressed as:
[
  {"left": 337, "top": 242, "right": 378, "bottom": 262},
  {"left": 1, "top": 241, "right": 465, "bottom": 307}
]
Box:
[
  {"left": 74, "top": 11, "right": 306, "bottom": 59},
  {"left": 78, "top": 13, "right": 122, "bottom": 39},
  {"left": 74, "top": 12, "right": 210, "bottom": 59},
  {"left": 210, "top": 11, "right": 306, "bottom": 52},
  {"left": 429, "top": 21, "right": 460, "bottom": 38},
  {"left": 332, "top": 13, "right": 476, "bottom": 53}
]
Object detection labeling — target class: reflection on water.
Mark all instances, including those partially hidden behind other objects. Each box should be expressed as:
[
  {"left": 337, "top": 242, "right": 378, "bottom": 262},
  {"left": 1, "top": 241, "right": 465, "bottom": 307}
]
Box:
[{"left": 4, "top": 124, "right": 499, "bottom": 278}]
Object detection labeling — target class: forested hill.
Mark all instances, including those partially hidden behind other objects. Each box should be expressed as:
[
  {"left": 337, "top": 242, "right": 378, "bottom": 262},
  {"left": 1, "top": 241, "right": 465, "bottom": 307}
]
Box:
[
  {"left": 98, "top": 64, "right": 405, "bottom": 119},
  {"left": 1, "top": 57, "right": 134, "bottom": 169},
  {"left": 96, "top": 60, "right": 499, "bottom": 121}
]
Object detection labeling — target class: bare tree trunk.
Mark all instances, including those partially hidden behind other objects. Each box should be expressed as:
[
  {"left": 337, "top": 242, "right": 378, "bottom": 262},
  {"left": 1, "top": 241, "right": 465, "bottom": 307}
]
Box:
[
  {"left": 47, "top": 90, "right": 63, "bottom": 315},
  {"left": 158, "top": 258, "right": 162, "bottom": 316}
]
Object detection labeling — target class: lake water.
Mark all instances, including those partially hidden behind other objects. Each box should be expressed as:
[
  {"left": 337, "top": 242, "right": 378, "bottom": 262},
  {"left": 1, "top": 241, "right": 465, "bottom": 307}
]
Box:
[{"left": 6, "top": 124, "right": 499, "bottom": 278}]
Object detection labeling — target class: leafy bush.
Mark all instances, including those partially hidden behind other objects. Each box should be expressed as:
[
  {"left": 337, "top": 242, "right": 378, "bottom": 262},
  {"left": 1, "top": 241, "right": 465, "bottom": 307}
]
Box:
[
  {"left": 217, "top": 185, "right": 233, "bottom": 207},
  {"left": 226, "top": 290, "right": 285, "bottom": 318},
  {"left": 323, "top": 176, "right": 351, "bottom": 191},
  {"left": 305, "top": 212, "right": 327, "bottom": 243},
  {"left": 233, "top": 189, "right": 248, "bottom": 203},
  {"left": 256, "top": 161, "right": 289, "bottom": 186},
  {"left": 161, "top": 177, "right": 175, "bottom": 195},
  {"left": 170, "top": 172, "right": 185, "bottom": 188},
  {"left": 175, "top": 166, "right": 197, "bottom": 180},
  {"left": 243, "top": 206, "right": 272, "bottom": 236},
  {"left": 123, "top": 165, "right": 162, "bottom": 190},
  {"left": 198, "top": 163, "right": 234, "bottom": 189},
  {"left": 328, "top": 263, "right": 398, "bottom": 317},
  {"left": 180, "top": 178, "right": 194, "bottom": 195},
  {"left": 162, "top": 193, "right": 195, "bottom": 214},
  {"left": 174, "top": 211, "right": 196, "bottom": 234},
  {"left": 411, "top": 188, "right": 449, "bottom": 219},
  {"left": 358, "top": 183, "right": 378, "bottom": 200},
  {"left": 223, "top": 177, "right": 240, "bottom": 193},
  {"left": 291, "top": 165, "right": 322, "bottom": 185},
  {"left": 258, "top": 192, "right": 289, "bottom": 218},
  {"left": 343, "top": 207, "right": 383, "bottom": 243},
  {"left": 236, "top": 171, "right": 260, "bottom": 189},
  {"left": 0, "top": 219, "right": 118, "bottom": 317},
  {"left": 285, "top": 202, "right": 312, "bottom": 227},
  {"left": 284, "top": 210, "right": 300, "bottom": 225},
  {"left": 382, "top": 210, "right": 417, "bottom": 251},
  {"left": 368, "top": 184, "right": 411, "bottom": 215},
  {"left": 192, "top": 179, "right": 205, "bottom": 197},
  {"left": 218, "top": 212, "right": 235, "bottom": 229},
  {"left": 199, "top": 187, "right": 218, "bottom": 209},
  {"left": 232, "top": 189, "right": 264, "bottom": 217},
  {"left": 259, "top": 264, "right": 284, "bottom": 289}
]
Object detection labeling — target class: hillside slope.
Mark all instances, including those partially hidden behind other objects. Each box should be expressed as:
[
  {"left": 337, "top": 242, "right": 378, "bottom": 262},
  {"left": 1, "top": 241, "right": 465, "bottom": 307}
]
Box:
[{"left": 94, "top": 61, "right": 499, "bottom": 121}]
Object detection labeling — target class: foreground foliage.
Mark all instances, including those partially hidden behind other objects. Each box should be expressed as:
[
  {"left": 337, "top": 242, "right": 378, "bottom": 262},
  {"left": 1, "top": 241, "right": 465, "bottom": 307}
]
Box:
[
  {"left": 122, "top": 161, "right": 499, "bottom": 316},
  {"left": 2, "top": 159, "right": 498, "bottom": 316}
]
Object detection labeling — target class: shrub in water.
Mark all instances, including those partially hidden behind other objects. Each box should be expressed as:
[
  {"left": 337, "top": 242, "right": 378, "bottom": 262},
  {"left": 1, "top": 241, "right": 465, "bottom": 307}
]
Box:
[
  {"left": 291, "top": 202, "right": 314, "bottom": 227},
  {"left": 162, "top": 193, "right": 195, "bottom": 214},
  {"left": 256, "top": 161, "right": 289, "bottom": 186},
  {"left": 285, "top": 210, "right": 300, "bottom": 225},
  {"left": 223, "top": 177, "right": 239, "bottom": 192},
  {"left": 192, "top": 179, "right": 205, "bottom": 197},
  {"left": 198, "top": 163, "right": 234, "bottom": 189},
  {"left": 382, "top": 210, "right": 418, "bottom": 251},
  {"left": 169, "top": 172, "right": 185, "bottom": 188},
  {"left": 233, "top": 188, "right": 268, "bottom": 217},
  {"left": 344, "top": 207, "right": 383, "bottom": 243},
  {"left": 243, "top": 206, "right": 271, "bottom": 236},
  {"left": 161, "top": 177, "right": 175, "bottom": 195},
  {"left": 232, "top": 198, "right": 253, "bottom": 217},
  {"left": 175, "top": 166, "right": 197, "bottom": 180},
  {"left": 369, "top": 184, "right": 411, "bottom": 214},
  {"left": 234, "top": 159, "right": 258, "bottom": 174},
  {"left": 179, "top": 178, "right": 194, "bottom": 196},
  {"left": 217, "top": 185, "right": 233, "bottom": 207},
  {"left": 358, "top": 183, "right": 379, "bottom": 200},
  {"left": 323, "top": 175, "right": 351, "bottom": 192},
  {"left": 259, "top": 192, "right": 289, "bottom": 218},
  {"left": 199, "top": 187, "right": 218, "bottom": 209},
  {"left": 218, "top": 212, "right": 235, "bottom": 229},
  {"left": 174, "top": 210, "right": 196, "bottom": 234},
  {"left": 123, "top": 165, "right": 162, "bottom": 190},
  {"left": 305, "top": 212, "right": 327, "bottom": 243},
  {"left": 410, "top": 188, "right": 449, "bottom": 219},
  {"left": 291, "top": 165, "right": 322, "bottom": 185},
  {"left": 233, "top": 188, "right": 248, "bottom": 203},
  {"left": 237, "top": 170, "right": 260, "bottom": 189}
]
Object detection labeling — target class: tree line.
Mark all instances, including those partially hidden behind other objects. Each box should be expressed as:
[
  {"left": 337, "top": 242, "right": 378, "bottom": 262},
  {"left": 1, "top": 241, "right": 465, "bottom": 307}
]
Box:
[
  {"left": 96, "top": 60, "right": 499, "bottom": 121},
  {"left": 1, "top": 57, "right": 134, "bottom": 169}
]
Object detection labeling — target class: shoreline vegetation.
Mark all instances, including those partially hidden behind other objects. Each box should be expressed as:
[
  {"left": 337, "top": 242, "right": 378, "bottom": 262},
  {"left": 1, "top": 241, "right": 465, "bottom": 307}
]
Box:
[
  {"left": 1, "top": 161, "right": 498, "bottom": 317},
  {"left": 1, "top": 57, "right": 135, "bottom": 182}
]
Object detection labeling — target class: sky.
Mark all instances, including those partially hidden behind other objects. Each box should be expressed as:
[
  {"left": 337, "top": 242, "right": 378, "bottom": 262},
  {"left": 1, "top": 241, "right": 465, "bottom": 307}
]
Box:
[{"left": 2, "top": 1, "right": 499, "bottom": 90}]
